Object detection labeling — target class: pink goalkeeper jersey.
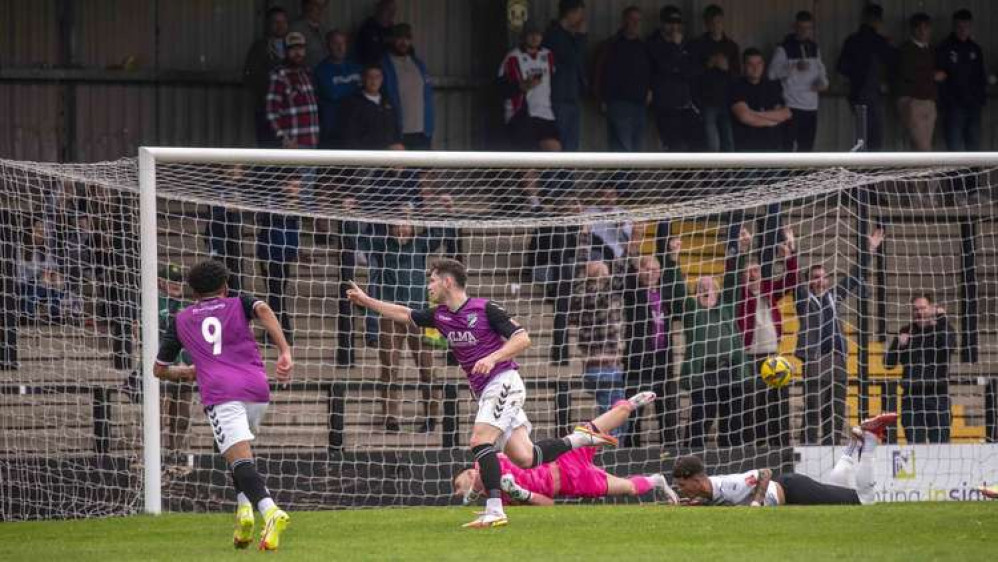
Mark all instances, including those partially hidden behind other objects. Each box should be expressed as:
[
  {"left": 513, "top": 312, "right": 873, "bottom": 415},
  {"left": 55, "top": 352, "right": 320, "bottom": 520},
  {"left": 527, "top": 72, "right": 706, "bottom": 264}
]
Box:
[{"left": 498, "top": 453, "right": 555, "bottom": 501}]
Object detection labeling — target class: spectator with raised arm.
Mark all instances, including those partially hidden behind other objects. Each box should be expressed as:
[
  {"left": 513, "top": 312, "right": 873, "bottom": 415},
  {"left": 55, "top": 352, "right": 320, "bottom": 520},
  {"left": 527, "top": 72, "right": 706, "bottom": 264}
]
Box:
[
  {"left": 837, "top": 3, "right": 896, "bottom": 151},
  {"left": 647, "top": 6, "right": 698, "bottom": 151},
  {"left": 265, "top": 32, "right": 320, "bottom": 150},
  {"left": 314, "top": 30, "right": 362, "bottom": 149},
  {"left": 244, "top": 6, "right": 289, "bottom": 147},
  {"left": 731, "top": 48, "right": 791, "bottom": 152},
  {"left": 594, "top": 6, "right": 652, "bottom": 152},
  {"left": 543, "top": 0, "right": 587, "bottom": 151},
  {"left": 885, "top": 295, "right": 956, "bottom": 443},
  {"left": 381, "top": 24, "right": 434, "bottom": 150},
  {"left": 730, "top": 227, "right": 798, "bottom": 446},
  {"left": 768, "top": 11, "right": 828, "bottom": 152},
  {"left": 796, "top": 229, "right": 884, "bottom": 445},
  {"left": 688, "top": 4, "right": 739, "bottom": 152},
  {"left": 896, "top": 13, "right": 944, "bottom": 152},
  {"left": 664, "top": 236, "right": 749, "bottom": 448}
]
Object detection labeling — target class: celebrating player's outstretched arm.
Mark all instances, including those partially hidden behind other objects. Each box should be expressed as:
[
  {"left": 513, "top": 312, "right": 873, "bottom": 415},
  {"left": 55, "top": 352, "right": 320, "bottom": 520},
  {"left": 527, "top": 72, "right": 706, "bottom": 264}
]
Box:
[
  {"left": 359, "top": 258, "right": 619, "bottom": 529},
  {"left": 345, "top": 280, "right": 413, "bottom": 324}
]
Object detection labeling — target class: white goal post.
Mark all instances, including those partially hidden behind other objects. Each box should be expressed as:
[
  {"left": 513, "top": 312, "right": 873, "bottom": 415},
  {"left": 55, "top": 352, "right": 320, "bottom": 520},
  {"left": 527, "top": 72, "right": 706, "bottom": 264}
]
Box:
[
  {"left": 1, "top": 148, "right": 994, "bottom": 520},
  {"left": 133, "top": 148, "right": 997, "bottom": 515}
]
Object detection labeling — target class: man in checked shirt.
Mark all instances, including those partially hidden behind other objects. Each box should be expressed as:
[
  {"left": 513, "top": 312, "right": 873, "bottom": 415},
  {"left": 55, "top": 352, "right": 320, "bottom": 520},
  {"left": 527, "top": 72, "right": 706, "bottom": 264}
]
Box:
[{"left": 266, "top": 31, "right": 320, "bottom": 149}]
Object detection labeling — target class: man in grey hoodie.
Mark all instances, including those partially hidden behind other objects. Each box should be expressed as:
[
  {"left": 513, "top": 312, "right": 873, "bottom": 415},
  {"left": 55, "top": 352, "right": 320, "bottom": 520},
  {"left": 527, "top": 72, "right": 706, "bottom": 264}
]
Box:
[{"left": 768, "top": 11, "right": 828, "bottom": 152}]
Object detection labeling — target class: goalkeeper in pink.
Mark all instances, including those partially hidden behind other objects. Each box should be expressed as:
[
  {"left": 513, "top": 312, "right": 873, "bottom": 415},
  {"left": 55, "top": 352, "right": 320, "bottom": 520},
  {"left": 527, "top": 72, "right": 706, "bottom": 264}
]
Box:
[{"left": 452, "top": 392, "right": 680, "bottom": 506}]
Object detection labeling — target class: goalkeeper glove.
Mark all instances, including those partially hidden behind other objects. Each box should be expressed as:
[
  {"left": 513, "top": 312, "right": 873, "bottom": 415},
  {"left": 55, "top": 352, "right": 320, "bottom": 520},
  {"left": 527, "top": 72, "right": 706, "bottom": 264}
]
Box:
[{"left": 501, "top": 474, "right": 532, "bottom": 502}]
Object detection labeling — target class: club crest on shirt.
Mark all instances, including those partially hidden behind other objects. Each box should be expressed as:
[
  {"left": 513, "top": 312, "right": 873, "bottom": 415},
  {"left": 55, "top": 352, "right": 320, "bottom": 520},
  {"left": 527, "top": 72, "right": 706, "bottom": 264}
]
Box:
[{"left": 467, "top": 312, "right": 478, "bottom": 328}]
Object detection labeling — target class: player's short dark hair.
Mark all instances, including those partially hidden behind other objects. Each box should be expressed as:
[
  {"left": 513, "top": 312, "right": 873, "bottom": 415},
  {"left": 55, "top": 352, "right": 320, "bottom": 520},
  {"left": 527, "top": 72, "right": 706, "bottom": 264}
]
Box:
[
  {"left": 911, "top": 292, "right": 935, "bottom": 304},
  {"left": 953, "top": 9, "right": 973, "bottom": 22},
  {"left": 431, "top": 258, "right": 467, "bottom": 288},
  {"left": 909, "top": 12, "right": 931, "bottom": 30},
  {"left": 862, "top": 3, "right": 884, "bottom": 23},
  {"left": 796, "top": 10, "right": 813, "bottom": 23},
  {"left": 673, "top": 455, "right": 705, "bottom": 479},
  {"left": 809, "top": 264, "right": 826, "bottom": 276},
  {"left": 703, "top": 4, "right": 723, "bottom": 22},
  {"left": 187, "top": 260, "right": 230, "bottom": 296},
  {"left": 362, "top": 64, "right": 383, "bottom": 77},
  {"left": 742, "top": 47, "right": 764, "bottom": 63}
]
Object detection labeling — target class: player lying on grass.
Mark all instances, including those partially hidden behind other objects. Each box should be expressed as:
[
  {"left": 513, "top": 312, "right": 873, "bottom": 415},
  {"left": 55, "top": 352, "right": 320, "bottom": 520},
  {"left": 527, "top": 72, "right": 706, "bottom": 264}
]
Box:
[
  {"left": 672, "top": 412, "right": 897, "bottom": 506},
  {"left": 347, "top": 258, "right": 618, "bottom": 528},
  {"left": 452, "top": 391, "right": 681, "bottom": 506},
  {"left": 153, "top": 260, "right": 292, "bottom": 550}
]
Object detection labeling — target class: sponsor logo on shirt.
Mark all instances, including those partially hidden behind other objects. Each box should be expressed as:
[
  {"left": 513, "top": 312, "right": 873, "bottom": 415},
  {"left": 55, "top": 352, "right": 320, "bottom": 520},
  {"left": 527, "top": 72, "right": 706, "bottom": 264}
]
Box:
[{"left": 447, "top": 331, "right": 478, "bottom": 346}]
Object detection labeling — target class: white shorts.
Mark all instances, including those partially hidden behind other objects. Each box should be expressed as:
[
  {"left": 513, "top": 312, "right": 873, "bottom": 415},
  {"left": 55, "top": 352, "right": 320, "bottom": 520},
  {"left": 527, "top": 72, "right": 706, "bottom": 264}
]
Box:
[
  {"left": 204, "top": 401, "right": 269, "bottom": 454},
  {"left": 475, "top": 370, "right": 532, "bottom": 451}
]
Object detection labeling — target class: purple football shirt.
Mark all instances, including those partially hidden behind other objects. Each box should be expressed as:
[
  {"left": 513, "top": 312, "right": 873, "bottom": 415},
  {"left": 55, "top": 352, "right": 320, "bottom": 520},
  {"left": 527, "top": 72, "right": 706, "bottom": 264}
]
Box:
[
  {"left": 159, "top": 295, "right": 270, "bottom": 406},
  {"left": 412, "top": 297, "right": 522, "bottom": 396}
]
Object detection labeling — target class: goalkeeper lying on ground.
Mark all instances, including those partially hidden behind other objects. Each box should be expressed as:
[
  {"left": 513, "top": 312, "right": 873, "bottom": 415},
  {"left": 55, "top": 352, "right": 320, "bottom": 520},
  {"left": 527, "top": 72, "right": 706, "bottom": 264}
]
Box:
[
  {"left": 671, "top": 412, "right": 897, "bottom": 506},
  {"left": 452, "top": 391, "right": 680, "bottom": 506}
]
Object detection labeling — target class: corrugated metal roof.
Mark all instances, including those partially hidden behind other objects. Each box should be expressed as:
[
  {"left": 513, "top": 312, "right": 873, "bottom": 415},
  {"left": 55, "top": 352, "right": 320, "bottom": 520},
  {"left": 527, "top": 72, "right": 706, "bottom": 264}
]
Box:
[
  {"left": 0, "top": 84, "right": 61, "bottom": 161},
  {"left": 0, "top": 0, "right": 59, "bottom": 67},
  {"left": 3, "top": 0, "right": 998, "bottom": 161}
]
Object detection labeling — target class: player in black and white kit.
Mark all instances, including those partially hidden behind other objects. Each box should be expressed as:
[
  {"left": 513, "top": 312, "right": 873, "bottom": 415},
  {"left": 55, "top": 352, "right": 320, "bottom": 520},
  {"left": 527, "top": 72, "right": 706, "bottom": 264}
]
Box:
[{"left": 672, "top": 413, "right": 897, "bottom": 506}]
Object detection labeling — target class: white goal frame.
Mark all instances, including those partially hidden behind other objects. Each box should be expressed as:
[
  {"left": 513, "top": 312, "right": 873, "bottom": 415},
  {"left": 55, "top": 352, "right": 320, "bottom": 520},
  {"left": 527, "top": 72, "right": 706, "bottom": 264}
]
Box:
[{"left": 137, "top": 147, "right": 998, "bottom": 514}]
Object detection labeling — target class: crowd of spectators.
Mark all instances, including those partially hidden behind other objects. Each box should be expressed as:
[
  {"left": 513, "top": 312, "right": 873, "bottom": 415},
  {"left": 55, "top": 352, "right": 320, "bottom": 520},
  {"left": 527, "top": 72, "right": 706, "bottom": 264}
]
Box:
[{"left": 4, "top": 1, "right": 975, "bottom": 450}]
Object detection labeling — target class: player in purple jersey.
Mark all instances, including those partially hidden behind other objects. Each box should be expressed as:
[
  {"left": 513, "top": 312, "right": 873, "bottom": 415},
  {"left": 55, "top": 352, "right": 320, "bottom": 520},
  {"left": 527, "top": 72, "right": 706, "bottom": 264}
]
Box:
[
  {"left": 154, "top": 260, "right": 293, "bottom": 551},
  {"left": 347, "top": 258, "right": 619, "bottom": 528}
]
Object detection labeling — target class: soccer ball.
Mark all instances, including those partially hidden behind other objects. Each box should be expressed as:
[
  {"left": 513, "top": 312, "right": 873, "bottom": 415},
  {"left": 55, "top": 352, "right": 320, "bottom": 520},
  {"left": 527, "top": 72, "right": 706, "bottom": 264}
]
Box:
[{"left": 759, "top": 356, "right": 793, "bottom": 389}]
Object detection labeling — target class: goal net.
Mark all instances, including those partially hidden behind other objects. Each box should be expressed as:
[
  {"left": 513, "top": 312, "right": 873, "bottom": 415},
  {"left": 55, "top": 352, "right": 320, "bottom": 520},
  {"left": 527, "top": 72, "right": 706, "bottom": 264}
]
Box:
[{"left": 1, "top": 150, "right": 996, "bottom": 519}]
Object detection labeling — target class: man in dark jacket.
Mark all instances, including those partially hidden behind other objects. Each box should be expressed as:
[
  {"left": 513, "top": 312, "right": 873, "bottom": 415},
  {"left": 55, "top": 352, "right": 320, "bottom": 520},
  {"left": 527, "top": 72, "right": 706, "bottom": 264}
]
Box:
[
  {"left": 595, "top": 6, "right": 652, "bottom": 152},
  {"left": 647, "top": 6, "right": 698, "bottom": 151},
  {"left": 543, "top": 0, "right": 587, "bottom": 151},
  {"left": 836, "top": 3, "right": 897, "bottom": 151},
  {"left": 895, "top": 13, "right": 943, "bottom": 152},
  {"left": 796, "top": 229, "right": 884, "bottom": 445},
  {"left": 243, "top": 7, "right": 289, "bottom": 147},
  {"left": 936, "top": 9, "right": 987, "bottom": 152},
  {"left": 885, "top": 295, "right": 957, "bottom": 444},
  {"left": 622, "top": 254, "right": 677, "bottom": 447},
  {"left": 339, "top": 66, "right": 404, "bottom": 150},
  {"left": 688, "top": 4, "right": 739, "bottom": 152},
  {"left": 355, "top": 0, "right": 396, "bottom": 66}
]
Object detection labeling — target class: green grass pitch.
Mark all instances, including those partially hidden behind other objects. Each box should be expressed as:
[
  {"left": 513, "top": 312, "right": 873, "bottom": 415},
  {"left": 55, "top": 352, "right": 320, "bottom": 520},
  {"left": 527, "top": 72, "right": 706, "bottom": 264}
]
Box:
[{"left": 2, "top": 503, "right": 994, "bottom": 561}]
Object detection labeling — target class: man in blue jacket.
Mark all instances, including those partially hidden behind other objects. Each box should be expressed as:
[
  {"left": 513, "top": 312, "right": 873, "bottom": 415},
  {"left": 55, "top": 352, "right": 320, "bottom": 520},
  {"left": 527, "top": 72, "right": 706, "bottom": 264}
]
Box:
[
  {"left": 382, "top": 23, "right": 434, "bottom": 150},
  {"left": 314, "top": 30, "right": 362, "bottom": 148}
]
